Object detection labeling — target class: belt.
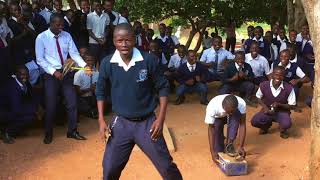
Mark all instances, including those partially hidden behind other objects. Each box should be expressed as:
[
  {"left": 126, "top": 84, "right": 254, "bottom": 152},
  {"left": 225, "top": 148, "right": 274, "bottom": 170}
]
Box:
[{"left": 120, "top": 112, "right": 154, "bottom": 121}]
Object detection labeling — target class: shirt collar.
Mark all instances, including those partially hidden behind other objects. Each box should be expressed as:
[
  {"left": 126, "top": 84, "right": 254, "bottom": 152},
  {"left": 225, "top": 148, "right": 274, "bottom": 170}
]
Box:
[
  {"left": 47, "top": 29, "right": 60, "bottom": 38},
  {"left": 187, "top": 62, "right": 196, "bottom": 68},
  {"left": 93, "top": 11, "right": 104, "bottom": 17},
  {"left": 64, "top": 16, "right": 71, "bottom": 26},
  {"left": 270, "top": 79, "right": 284, "bottom": 90},
  {"left": 290, "top": 54, "right": 297, "bottom": 63},
  {"left": 44, "top": 7, "right": 51, "bottom": 12},
  {"left": 110, "top": 48, "right": 144, "bottom": 71},
  {"left": 248, "top": 54, "right": 260, "bottom": 61},
  {"left": 235, "top": 62, "right": 243, "bottom": 70},
  {"left": 210, "top": 47, "right": 221, "bottom": 53},
  {"left": 253, "top": 37, "right": 263, "bottom": 42},
  {"left": 12, "top": 75, "right": 24, "bottom": 88},
  {"left": 11, "top": 16, "right": 17, "bottom": 22}
]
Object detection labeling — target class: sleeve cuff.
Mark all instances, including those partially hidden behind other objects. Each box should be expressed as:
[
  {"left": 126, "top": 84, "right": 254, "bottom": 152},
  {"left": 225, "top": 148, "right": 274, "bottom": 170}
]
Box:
[
  {"left": 48, "top": 67, "right": 56, "bottom": 75},
  {"left": 96, "top": 95, "right": 105, "bottom": 101},
  {"left": 158, "top": 88, "right": 169, "bottom": 97},
  {"left": 78, "top": 61, "right": 87, "bottom": 68}
]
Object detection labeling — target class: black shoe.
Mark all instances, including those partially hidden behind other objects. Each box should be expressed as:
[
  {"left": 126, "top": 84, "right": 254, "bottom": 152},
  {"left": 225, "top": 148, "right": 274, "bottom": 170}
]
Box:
[
  {"left": 280, "top": 130, "right": 289, "bottom": 139},
  {"left": 67, "top": 131, "right": 87, "bottom": 140},
  {"left": 259, "top": 128, "right": 269, "bottom": 135},
  {"left": 1, "top": 132, "right": 15, "bottom": 144},
  {"left": 43, "top": 133, "right": 53, "bottom": 144},
  {"left": 174, "top": 96, "right": 185, "bottom": 105},
  {"left": 225, "top": 143, "right": 237, "bottom": 157}
]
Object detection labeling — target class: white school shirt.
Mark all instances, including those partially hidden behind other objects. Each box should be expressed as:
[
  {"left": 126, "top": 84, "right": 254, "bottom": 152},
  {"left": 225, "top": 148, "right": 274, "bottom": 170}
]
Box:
[
  {"left": 86, "top": 11, "right": 110, "bottom": 44},
  {"left": 104, "top": 11, "right": 120, "bottom": 25},
  {"left": 171, "top": 35, "right": 180, "bottom": 46},
  {"left": 200, "top": 47, "right": 235, "bottom": 73},
  {"left": 256, "top": 80, "right": 296, "bottom": 106},
  {"left": 205, "top": 94, "right": 246, "bottom": 124},
  {"left": 39, "top": 8, "right": 52, "bottom": 24},
  {"left": 245, "top": 53, "right": 270, "bottom": 77},
  {"left": 118, "top": 15, "right": 128, "bottom": 24},
  {"left": 110, "top": 47, "right": 144, "bottom": 72},
  {"left": 35, "top": 29, "right": 86, "bottom": 75},
  {"left": 268, "top": 62, "right": 306, "bottom": 78},
  {"left": 168, "top": 54, "right": 187, "bottom": 69},
  {"left": 186, "top": 62, "right": 196, "bottom": 72},
  {"left": 135, "top": 34, "right": 142, "bottom": 46},
  {"left": 74, "top": 70, "right": 99, "bottom": 97},
  {"left": 0, "top": 18, "right": 13, "bottom": 47},
  {"left": 296, "top": 33, "right": 303, "bottom": 42},
  {"left": 202, "top": 37, "right": 213, "bottom": 49}
]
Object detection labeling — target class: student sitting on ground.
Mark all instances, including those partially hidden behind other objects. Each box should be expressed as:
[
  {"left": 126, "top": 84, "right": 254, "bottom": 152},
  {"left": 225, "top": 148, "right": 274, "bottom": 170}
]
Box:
[
  {"left": 0, "top": 65, "right": 38, "bottom": 144},
  {"left": 220, "top": 51, "right": 256, "bottom": 106},
  {"left": 251, "top": 66, "right": 296, "bottom": 139},
  {"left": 175, "top": 50, "right": 208, "bottom": 105},
  {"left": 267, "top": 49, "right": 310, "bottom": 100},
  {"left": 205, "top": 94, "right": 247, "bottom": 162},
  {"left": 287, "top": 43, "right": 305, "bottom": 71},
  {"left": 200, "top": 36, "right": 235, "bottom": 82},
  {"left": 165, "top": 45, "right": 187, "bottom": 92},
  {"left": 74, "top": 52, "right": 99, "bottom": 119},
  {"left": 245, "top": 41, "right": 270, "bottom": 85}
]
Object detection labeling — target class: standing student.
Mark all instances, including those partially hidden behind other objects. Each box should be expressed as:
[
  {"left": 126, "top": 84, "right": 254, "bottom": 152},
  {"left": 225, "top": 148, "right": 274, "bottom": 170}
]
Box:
[
  {"left": 264, "top": 31, "right": 278, "bottom": 65},
  {"left": 39, "top": 0, "right": 53, "bottom": 24},
  {"left": 87, "top": 1, "right": 110, "bottom": 64},
  {"left": 63, "top": 9, "right": 74, "bottom": 34},
  {"left": 96, "top": 24, "right": 182, "bottom": 180},
  {"left": 268, "top": 49, "right": 310, "bottom": 100},
  {"left": 244, "top": 26, "right": 269, "bottom": 58},
  {"left": 118, "top": 6, "right": 129, "bottom": 24},
  {"left": 242, "top": 25, "right": 254, "bottom": 51},
  {"left": 280, "top": 30, "right": 300, "bottom": 52},
  {"left": 287, "top": 43, "right": 306, "bottom": 72},
  {"left": 133, "top": 21, "right": 147, "bottom": 51},
  {"left": 155, "top": 23, "right": 175, "bottom": 64},
  {"left": 52, "top": 0, "right": 64, "bottom": 15},
  {"left": 74, "top": 52, "right": 99, "bottom": 119},
  {"left": 251, "top": 66, "right": 296, "bottom": 138},
  {"left": 273, "top": 27, "right": 288, "bottom": 54},
  {"left": 245, "top": 41, "right": 270, "bottom": 85},
  {"left": 1, "top": 65, "right": 38, "bottom": 144},
  {"left": 36, "top": 13, "right": 90, "bottom": 144},
  {"left": 200, "top": 36, "right": 235, "bottom": 82},
  {"left": 225, "top": 20, "right": 236, "bottom": 54},
  {"left": 205, "top": 94, "right": 246, "bottom": 161},
  {"left": 166, "top": 26, "right": 180, "bottom": 48},
  {"left": 202, "top": 31, "right": 212, "bottom": 50},
  {"left": 73, "top": 0, "right": 90, "bottom": 48},
  {"left": 103, "top": 0, "right": 119, "bottom": 55},
  {"left": 220, "top": 51, "right": 255, "bottom": 106},
  {"left": 175, "top": 50, "right": 208, "bottom": 105}
]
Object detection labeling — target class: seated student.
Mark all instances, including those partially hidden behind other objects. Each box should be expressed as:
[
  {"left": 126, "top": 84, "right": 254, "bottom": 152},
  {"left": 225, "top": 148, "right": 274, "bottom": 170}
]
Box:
[
  {"left": 74, "top": 52, "right": 99, "bottom": 119},
  {"left": 263, "top": 31, "right": 278, "bottom": 65},
  {"left": 220, "top": 51, "right": 255, "bottom": 106},
  {"left": 175, "top": 50, "right": 208, "bottom": 105},
  {"left": 268, "top": 49, "right": 310, "bottom": 100},
  {"left": 205, "top": 94, "right": 246, "bottom": 161},
  {"left": 200, "top": 36, "right": 235, "bottom": 82},
  {"left": 245, "top": 41, "right": 270, "bottom": 85},
  {"left": 287, "top": 43, "right": 305, "bottom": 71},
  {"left": 155, "top": 23, "right": 175, "bottom": 64},
  {"left": 252, "top": 66, "right": 296, "bottom": 139},
  {"left": 1, "top": 65, "right": 38, "bottom": 144},
  {"left": 273, "top": 27, "right": 288, "bottom": 53},
  {"left": 165, "top": 45, "right": 187, "bottom": 91}
]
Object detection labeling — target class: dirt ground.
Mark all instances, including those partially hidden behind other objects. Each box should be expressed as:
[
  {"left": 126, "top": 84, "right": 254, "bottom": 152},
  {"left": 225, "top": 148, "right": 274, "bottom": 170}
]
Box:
[{"left": 0, "top": 82, "right": 312, "bottom": 180}]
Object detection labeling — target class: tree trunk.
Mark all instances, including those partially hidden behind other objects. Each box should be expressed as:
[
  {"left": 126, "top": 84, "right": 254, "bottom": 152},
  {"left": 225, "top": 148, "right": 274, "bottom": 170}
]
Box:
[
  {"left": 185, "top": 30, "right": 196, "bottom": 49},
  {"left": 287, "top": 0, "right": 295, "bottom": 30},
  {"left": 194, "top": 27, "right": 206, "bottom": 52},
  {"left": 301, "top": 1, "right": 320, "bottom": 180},
  {"left": 294, "top": 0, "right": 307, "bottom": 31}
]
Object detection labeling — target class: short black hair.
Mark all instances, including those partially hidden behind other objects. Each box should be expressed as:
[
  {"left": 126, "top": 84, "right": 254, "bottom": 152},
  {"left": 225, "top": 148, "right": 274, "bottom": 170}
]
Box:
[
  {"left": 15, "top": 64, "right": 29, "bottom": 74},
  {"left": 213, "top": 35, "right": 222, "bottom": 41},
  {"left": 279, "top": 49, "right": 290, "bottom": 55},
  {"left": 50, "top": 12, "right": 63, "bottom": 23},
  {"left": 114, "top": 23, "right": 135, "bottom": 37},
  {"left": 273, "top": 66, "right": 285, "bottom": 73},
  {"left": 222, "top": 95, "right": 238, "bottom": 109},
  {"left": 286, "top": 43, "right": 297, "bottom": 51},
  {"left": 234, "top": 50, "right": 245, "bottom": 57}
]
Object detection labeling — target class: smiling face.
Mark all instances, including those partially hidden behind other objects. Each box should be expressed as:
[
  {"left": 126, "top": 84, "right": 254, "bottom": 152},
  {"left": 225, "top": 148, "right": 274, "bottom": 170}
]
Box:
[
  {"left": 16, "top": 67, "right": 29, "bottom": 85},
  {"left": 254, "top": 28, "right": 263, "bottom": 39},
  {"left": 279, "top": 50, "right": 290, "bottom": 67},
  {"left": 289, "top": 31, "right": 297, "bottom": 42},
  {"left": 187, "top": 51, "right": 197, "bottom": 65},
  {"left": 212, "top": 37, "right": 222, "bottom": 51},
  {"left": 80, "top": 0, "right": 90, "bottom": 14},
  {"left": 177, "top": 46, "right": 186, "bottom": 58},
  {"left": 272, "top": 68, "right": 285, "bottom": 86},
  {"left": 250, "top": 42, "right": 259, "bottom": 58},
  {"left": 235, "top": 53, "right": 245, "bottom": 67},
  {"left": 113, "top": 28, "right": 135, "bottom": 56}
]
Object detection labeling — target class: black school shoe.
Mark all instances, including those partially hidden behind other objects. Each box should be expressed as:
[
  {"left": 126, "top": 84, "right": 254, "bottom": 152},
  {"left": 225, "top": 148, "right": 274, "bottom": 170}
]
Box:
[
  {"left": 67, "top": 130, "right": 87, "bottom": 140},
  {"left": 43, "top": 132, "right": 53, "bottom": 144},
  {"left": 259, "top": 128, "right": 269, "bottom": 135},
  {"left": 174, "top": 96, "right": 185, "bottom": 105},
  {"left": 225, "top": 143, "right": 237, "bottom": 157},
  {"left": 0, "top": 130, "right": 15, "bottom": 144},
  {"left": 280, "top": 130, "right": 289, "bottom": 139}
]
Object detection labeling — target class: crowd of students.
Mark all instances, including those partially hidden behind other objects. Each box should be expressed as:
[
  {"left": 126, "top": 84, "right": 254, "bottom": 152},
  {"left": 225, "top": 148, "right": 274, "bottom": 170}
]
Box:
[{"left": 0, "top": 0, "right": 315, "bottom": 151}]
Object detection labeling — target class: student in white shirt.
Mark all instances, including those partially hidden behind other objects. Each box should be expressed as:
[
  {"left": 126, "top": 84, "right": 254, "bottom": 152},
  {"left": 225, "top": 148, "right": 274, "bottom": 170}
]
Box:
[
  {"left": 39, "top": 0, "right": 53, "bottom": 24},
  {"left": 245, "top": 41, "right": 270, "bottom": 85},
  {"left": 87, "top": 1, "right": 110, "bottom": 64},
  {"left": 166, "top": 26, "right": 180, "bottom": 47},
  {"left": 205, "top": 94, "right": 246, "bottom": 162},
  {"left": 35, "top": 13, "right": 90, "bottom": 144},
  {"left": 118, "top": 6, "right": 129, "bottom": 24},
  {"left": 202, "top": 31, "right": 212, "bottom": 50}
]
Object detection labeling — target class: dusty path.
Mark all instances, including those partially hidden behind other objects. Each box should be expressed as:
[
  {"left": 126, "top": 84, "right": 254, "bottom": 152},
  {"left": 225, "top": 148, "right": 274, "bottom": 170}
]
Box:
[{"left": 0, "top": 83, "right": 312, "bottom": 180}]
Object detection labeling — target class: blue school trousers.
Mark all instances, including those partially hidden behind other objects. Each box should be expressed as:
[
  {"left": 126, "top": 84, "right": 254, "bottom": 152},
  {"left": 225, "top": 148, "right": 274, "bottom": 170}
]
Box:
[
  {"left": 102, "top": 114, "right": 182, "bottom": 180},
  {"left": 251, "top": 111, "right": 292, "bottom": 131},
  {"left": 176, "top": 83, "right": 208, "bottom": 97}
]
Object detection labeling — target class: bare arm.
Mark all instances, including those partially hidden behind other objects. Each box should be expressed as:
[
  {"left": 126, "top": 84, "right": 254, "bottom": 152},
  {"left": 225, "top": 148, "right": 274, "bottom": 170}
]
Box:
[{"left": 208, "top": 124, "right": 218, "bottom": 161}]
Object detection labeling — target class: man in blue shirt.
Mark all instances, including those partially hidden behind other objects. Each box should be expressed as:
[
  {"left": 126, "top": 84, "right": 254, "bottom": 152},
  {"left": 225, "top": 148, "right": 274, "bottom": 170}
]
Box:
[{"left": 96, "top": 24, "right": 182, "bottom": 180}]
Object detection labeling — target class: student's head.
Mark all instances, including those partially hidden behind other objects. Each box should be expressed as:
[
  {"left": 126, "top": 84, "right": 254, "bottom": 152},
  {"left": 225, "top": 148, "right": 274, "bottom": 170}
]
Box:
[
  {"left": 20, "top": 0, "right": 29, "bottom": 4},
  {"left": 31, "top": 2, "right": 40, "bottom": 13},
  {"left": 133, "top": 21, "right": 142, "bottom": 35},
  {"left": 301, "top": 23, "right": 309, "bottom": 38},
  {"left": 142, "top": 23, "right": 149, "bottom": 32},
  {"left": 53, "top": 0, "right": 62, "bottom": 12},
  {"left": 15, "top": 65, "right": 29, "bottom": 84},
  {"left": 84, "top": 52, "right": 95, "bottom": 68},
  {"left": 187, "top": 50, "right": 197, "bottom": 65},
  {"left": 0, "top": 1, "right": 8, "bottom": 18},
  {"left": 234, "top": 51, "right": 245, "bottom": 67},
  {"left": 119, "top": 6, "right": 128, "bottom": 18},
  {"left": 287, "top": 43, "right": 297, "bottom": 59},
  {"left": 278, "top": 27, "right": 286, "bottom": 40},
  {"left": 65, "top": 9, "right": 75, "bottom": 23},
  {"left": 9, "top": 3, "right": 20, "bottom": 17},
  {"left": 279, "top": 49, "right": 290, "bottom": 66},
  {"left": 20, "top": 2, "right": 31, "bottom": 12},
  {"left": 146, "top": 28, "right": 154, "bottom": 40},
  {"left": 21, "top": 8, "right": 32, "bottom": 22},
  {"left": 93, "top": 0, "right": 102, "bottom": 15},
  {"left": 43, "top": 0, "right": 53, "bottom": 11},
  {"left": 288, "top": 30, "right": 297, "bottom": 42},
  {"left": 272, "top": 24, "right": 279, "bottom": 35},
  {"left": 113, "top": 23, "right": 135, "bottom": 56},
  {"left": 212, "top": 36, "right": 222, "bottom": 51},
  {"left": 272, "top": 66, "right": 285, "bottom": 85},
  {"left": 222, "top": 95, "right": 239, "bottom": 115},
  {"left": 158, "top": 23, "right": 166, "bottom": 36},
  {"left": 79, "top": 46, "right": 88, "bottom": 58},
  {"left": 149, "top": 40, "right": 159, "bottom": 55},
  {"left": 103, "top": 0, "right": 113, "bottom": 13},
  {"left": 249, "top": 41, "right": 259, "bottom": 58},
  {"left": 49, "top": 13, "right": 64, "bottom": 35},
  {"left": 177, "top": 45, "right": 186, "bottom": 58},
  {"left": 264, "top": 31, "right": 273, "bottom": 43},
  {"left": 254, "top": 26, "right": 263, "bottom": 39},
  {"left": 80, "top": 0, "right": 90, "bottom": 14},
  {"left": 166, "top": 26, "right": 173, "bottom": 36},
  {"left": 247, "top": 25, "right": 254, "bottom": 37}
]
